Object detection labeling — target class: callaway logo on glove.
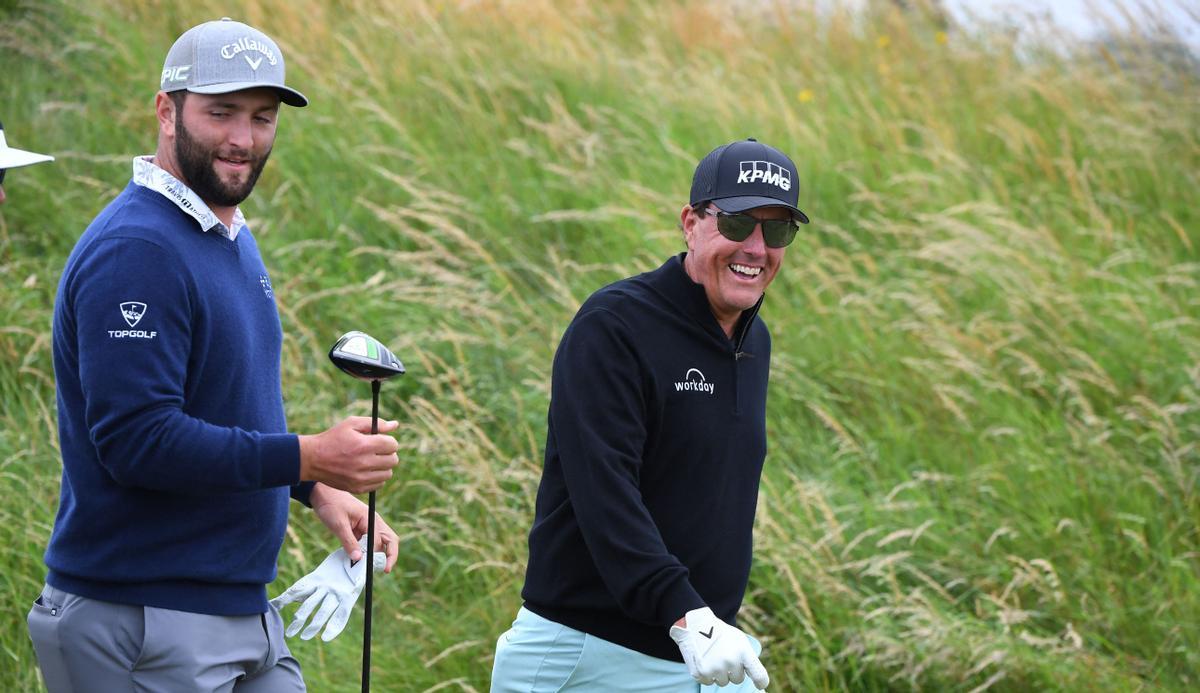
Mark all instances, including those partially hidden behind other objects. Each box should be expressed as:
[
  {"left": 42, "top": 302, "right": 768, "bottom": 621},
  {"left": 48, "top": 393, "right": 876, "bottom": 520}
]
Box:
[
  {"left": 270, "top": 535, "right": 386, "bottom": 641},
  {"left": 669, "top": 606, "right": 770, "bottom": 689}
]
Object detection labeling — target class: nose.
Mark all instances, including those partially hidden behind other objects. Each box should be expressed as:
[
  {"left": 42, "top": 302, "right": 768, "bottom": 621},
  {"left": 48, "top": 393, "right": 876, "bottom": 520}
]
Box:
[
  {"left": 226, "top": 115, "right": 254, "bottom": 151},
  {"left": 740, "top": 222, "right": 767, "bottom": 255}
]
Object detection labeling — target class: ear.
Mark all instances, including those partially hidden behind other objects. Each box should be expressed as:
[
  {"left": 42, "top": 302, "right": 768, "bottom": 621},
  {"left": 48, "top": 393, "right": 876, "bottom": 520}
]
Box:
[
  {"left": 155, "top": 91, "right": 177, "bottom": 140},
  {"left": 679, "top": 204, "right": 698, "bottom": 251}
]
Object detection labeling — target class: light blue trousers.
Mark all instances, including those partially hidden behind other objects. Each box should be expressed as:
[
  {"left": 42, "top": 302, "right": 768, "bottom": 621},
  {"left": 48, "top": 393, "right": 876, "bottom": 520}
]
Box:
[{"left": 490, "top": 607, "right": 764, "bottom": 693}]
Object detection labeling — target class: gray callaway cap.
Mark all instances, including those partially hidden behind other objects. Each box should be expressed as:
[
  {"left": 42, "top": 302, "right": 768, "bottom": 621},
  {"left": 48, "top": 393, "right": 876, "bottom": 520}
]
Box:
[{"left": 160, "top": 17, "right": 308, "bottom": 107}]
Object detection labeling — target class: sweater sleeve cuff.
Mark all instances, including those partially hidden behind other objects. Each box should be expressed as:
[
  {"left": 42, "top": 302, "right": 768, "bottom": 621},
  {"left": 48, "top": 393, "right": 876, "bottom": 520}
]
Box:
[
  {"left": 289, "top": 481, "right": 316, "bottom": 507},
  {"left": 658, "top": 581, "right": 707, "bottom": 628},
  {"left": 259, "top": 433, "right": 300, "bottom": 488}
]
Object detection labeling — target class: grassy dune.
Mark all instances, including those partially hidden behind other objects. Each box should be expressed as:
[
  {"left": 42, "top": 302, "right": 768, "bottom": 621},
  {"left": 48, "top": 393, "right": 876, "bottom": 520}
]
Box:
[{"left": 1, "top": 0, "right": 1196, "bottom": 690}]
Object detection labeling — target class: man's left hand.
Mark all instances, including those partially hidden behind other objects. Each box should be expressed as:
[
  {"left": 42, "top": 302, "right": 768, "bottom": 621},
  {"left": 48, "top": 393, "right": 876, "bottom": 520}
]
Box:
[
  {"left": 670, "top": 607, "right": 770, "bottom": 689},
  {"left": 309, "top": 483, "right": 399, "bottom": 573}
]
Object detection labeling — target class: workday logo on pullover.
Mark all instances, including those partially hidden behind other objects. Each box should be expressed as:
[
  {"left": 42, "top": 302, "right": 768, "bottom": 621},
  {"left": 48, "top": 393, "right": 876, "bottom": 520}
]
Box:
[{"left": 674, "top": 368, "right": 715, "bottom": 395}]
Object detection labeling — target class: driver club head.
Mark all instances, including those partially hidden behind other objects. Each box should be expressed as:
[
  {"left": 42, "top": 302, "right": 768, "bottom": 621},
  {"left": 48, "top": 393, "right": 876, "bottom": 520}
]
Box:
[{"left": 328, "top": 331, "right": 406, "bottom": 382}]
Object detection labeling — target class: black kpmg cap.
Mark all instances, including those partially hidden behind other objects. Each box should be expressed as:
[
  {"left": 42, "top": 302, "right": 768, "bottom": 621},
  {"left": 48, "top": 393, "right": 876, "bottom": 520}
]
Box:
[{"left": 689, "top": 138, "right": 809, "bottom": 224}]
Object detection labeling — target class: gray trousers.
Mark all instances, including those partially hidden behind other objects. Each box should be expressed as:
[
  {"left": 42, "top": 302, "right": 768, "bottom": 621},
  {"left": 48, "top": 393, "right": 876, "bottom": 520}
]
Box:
[{"left": 27, "top": 584, "right": 305, "bottom": 693}]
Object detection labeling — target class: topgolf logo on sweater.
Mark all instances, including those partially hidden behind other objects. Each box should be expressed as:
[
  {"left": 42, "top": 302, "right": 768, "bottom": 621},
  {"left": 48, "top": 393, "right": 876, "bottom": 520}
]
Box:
[
  {"left": 110, "top": 301, "right": 157, "bottom": 339},
  {"left": 674, "top": 368, "right": 715, "bottom": 395},
  {"left": 120, "top": 302, "right": 146, "bottom": 327}
]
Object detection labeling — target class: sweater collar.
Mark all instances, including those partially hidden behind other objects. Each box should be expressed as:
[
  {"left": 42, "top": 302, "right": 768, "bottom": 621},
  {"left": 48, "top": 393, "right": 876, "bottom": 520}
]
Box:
[
  {"left": 132, "top": 155, "right": 245, "bottom": 241},
  {"left": 655, "top": 253, "right": 765, "bottom": 346}
]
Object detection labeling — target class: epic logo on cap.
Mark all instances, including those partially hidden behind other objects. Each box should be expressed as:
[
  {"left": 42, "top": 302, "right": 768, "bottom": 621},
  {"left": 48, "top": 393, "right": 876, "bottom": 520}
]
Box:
[{"left": 162, "top": 65, "right": 191, "bottom": 83}]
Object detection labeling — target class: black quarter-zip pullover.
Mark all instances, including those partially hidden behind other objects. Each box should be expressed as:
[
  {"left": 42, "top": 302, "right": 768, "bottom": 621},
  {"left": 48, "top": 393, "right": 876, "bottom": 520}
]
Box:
[{"left": 522, "top": 253, "right": 772, "bottom": 662}]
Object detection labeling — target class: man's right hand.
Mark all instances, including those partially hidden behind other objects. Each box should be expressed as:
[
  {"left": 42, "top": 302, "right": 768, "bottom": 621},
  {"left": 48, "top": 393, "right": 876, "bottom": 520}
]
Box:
[
  {"left": 298, "top": 416, "right": 400, "bottom": 493},
  {"left": 669, "top": 607, "right": 770, "bottom": 689}
]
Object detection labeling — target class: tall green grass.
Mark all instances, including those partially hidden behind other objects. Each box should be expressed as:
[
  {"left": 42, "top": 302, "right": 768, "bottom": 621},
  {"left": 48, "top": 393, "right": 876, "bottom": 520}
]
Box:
[{"left": 1, "top": 0, "right": 1196, "bottom": 690}]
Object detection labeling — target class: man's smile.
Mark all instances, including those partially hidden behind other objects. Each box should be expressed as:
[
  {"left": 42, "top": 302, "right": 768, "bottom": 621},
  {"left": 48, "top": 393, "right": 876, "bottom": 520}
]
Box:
[{"left": 728, "top": 263, "right": 762, "bottom": 279}]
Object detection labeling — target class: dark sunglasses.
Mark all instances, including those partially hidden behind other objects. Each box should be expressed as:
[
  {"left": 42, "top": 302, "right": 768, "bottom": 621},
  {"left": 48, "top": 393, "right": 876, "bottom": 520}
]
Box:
[
  {"left": 0, "top": 169, "right": 6, "bottom": 185},
  {"left": 704, "top": 206, "right": 799, "bottom": 248}
]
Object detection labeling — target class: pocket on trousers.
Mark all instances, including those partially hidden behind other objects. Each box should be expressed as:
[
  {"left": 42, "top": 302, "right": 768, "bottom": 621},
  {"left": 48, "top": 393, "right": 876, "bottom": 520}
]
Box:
[
  {"left": 28, "top": 590, "right": 64, "bottom": 648},
  {"left": 28, "top": 589, "right": 71, "bottom": 692},
  {"left": 28, "top": 594, "right": 61, "bottom": 640},
  {"left": 494, "top": 628, "right": 513, "bottom": 659},
  {"left": 130, "top": 605, "right": 153, "bottom": 670},
  {"left": 262, "top": 604, "right": 294, "bottom": 671},
  {"left": 490, "top": 613, "right": 586, "bottom": 693},
  {"left": 529, "top": 625, "right": 585, "bottom": 691}
]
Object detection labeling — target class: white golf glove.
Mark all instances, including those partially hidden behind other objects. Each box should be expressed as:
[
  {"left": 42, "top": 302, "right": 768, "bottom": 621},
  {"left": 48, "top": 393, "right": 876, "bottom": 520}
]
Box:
[
  {"left": 270, "top": 535, "right": 386, "bottom": 641},
  {"left": 669, "top": 607, "right": 770, "bottom": 689}
]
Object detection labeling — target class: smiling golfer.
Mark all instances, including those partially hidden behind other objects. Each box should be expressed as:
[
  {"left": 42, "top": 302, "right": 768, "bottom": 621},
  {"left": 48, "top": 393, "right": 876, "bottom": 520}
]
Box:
[
  {"left": 490, "top": 139, "right": 810, "bottom": 691},
  {"left": 28, "top": 18, "right": 401, "bottom": 692}
]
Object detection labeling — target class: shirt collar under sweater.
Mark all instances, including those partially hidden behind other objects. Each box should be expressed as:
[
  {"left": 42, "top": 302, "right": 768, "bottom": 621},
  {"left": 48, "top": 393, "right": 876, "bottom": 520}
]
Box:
[
  {"left": 132, "top": 156, "right": 246, "bottom": 241},
  {"left": 660, "top": 253, "right": 765, "bottom": 351}
]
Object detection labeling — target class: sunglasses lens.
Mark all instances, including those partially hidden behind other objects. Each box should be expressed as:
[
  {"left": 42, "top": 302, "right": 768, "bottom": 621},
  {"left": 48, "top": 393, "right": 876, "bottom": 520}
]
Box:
[
  {"left": 762, "top": 220, "right": 798, "bottom": 248},
  {"left": 715, "top": 214, "right": 756, "bottom": 242},
  {"left": 714, "top": 211, "right": 798, "bottom": 248},
  {"left": 0, "top": 169, "right": 6, "bottom": 185}
]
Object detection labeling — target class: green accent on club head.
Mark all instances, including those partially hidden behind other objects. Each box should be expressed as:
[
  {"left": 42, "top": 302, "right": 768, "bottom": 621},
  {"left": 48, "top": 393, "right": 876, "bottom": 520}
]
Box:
[{"left": 366, "top": 339, "right": 379, "bottom": 360}]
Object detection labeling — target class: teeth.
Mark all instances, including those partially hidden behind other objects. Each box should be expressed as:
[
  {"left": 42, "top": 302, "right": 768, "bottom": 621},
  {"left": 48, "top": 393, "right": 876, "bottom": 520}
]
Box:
[{"left": 729, "top": 264, "right": 761, "bottom": 277}]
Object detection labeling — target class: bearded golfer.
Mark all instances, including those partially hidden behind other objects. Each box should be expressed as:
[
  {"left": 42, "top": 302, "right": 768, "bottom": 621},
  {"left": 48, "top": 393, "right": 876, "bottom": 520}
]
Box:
[
  {"left": 28, "top": 18, "right": 400, "bottom": 691},
  {"left": 491, "top": 138, "right": 809, "bottom": 691}
]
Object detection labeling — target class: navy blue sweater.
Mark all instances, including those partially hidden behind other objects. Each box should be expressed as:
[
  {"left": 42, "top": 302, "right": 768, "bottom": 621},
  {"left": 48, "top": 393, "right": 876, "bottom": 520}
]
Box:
[
  {"left": 45, "top": 182, "right": 310, "bottom": 615},
  {"left": 522, "top": 254, "right": 771, "bottom": 661}
]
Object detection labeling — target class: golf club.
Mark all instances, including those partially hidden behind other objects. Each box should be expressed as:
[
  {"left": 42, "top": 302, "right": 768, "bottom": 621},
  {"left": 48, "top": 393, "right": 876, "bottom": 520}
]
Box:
[{"left": 328, "top": 331, "right": 405, "bottom": 693}]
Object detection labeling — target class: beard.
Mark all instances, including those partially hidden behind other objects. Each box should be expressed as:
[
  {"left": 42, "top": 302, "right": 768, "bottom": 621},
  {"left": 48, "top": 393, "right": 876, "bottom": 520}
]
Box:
[{"left": 174, "top": 112, "right": 272, "bottom": 208}]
